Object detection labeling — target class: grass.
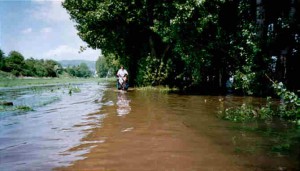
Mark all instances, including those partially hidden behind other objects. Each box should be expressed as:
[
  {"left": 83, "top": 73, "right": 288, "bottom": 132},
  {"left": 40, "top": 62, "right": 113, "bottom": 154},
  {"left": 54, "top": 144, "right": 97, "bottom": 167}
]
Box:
[
  {"left": 0, "top": 76, "right": 115, "bottom": 88},
  {"left": 135, "top": 85, "right": 178, "bottom": 93}
]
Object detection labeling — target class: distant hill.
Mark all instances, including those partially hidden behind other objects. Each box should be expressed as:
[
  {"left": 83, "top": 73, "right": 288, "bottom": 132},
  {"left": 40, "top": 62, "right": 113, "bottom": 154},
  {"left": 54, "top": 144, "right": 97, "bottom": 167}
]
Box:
[{"left": 58, "top": 60, "right": 96, "bottom": 73}]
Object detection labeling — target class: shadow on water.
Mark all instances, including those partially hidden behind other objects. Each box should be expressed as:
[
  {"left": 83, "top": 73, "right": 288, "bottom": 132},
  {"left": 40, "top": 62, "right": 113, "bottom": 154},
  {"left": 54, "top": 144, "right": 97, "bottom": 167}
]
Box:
[{"left": 55, "top": 85, "right": 299, "bottom": 171}]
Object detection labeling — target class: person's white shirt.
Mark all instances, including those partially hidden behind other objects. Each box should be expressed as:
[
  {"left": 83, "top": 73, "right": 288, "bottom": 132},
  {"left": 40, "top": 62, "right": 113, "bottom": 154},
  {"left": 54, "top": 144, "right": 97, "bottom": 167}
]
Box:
[{"left": 117, "top": 68, "right": 128, "bottom": 77}]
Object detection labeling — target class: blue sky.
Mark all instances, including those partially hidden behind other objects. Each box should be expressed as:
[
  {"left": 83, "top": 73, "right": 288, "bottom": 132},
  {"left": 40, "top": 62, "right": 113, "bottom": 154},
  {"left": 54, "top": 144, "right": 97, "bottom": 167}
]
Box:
[{"left": 0, "top": 0, "right": 101, "bottom": 61}]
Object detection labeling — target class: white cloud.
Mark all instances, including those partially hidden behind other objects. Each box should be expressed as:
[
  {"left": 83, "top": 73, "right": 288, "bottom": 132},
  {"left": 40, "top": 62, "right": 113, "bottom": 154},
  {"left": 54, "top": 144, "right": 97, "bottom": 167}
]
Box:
[
  {"left": 31, "top": 0, "right": 64, "bottom": 4},
  {"left": 45, "top": 45, "right": 76, "bottom": 57},
  {"left": 30, "top": 0, "right": 68, "bottom": 22},
  {"left": 44, "top": 45, "right": 101, "bottom": 61},
  {"left": 31, "top": 0, "right": 47, "bottom": 3},
  {"left": 40, "top": 27, "right": 52, "bottom": 33},
  {"left": 23, "top": 0, "right": 101, "bottom": 61},
  {"left": 21, "top": 28, "right": 32, "bottom": 34}
]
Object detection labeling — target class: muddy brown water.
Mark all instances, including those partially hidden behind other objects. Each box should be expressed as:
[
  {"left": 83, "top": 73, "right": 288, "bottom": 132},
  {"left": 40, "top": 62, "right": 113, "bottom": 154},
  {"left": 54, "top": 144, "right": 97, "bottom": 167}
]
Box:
[
  {"left": 0, "top": 82, "right": 299, "bottom": 171},
  {"left": 54, "top": 86, "right": 299, "bottom": 171}
]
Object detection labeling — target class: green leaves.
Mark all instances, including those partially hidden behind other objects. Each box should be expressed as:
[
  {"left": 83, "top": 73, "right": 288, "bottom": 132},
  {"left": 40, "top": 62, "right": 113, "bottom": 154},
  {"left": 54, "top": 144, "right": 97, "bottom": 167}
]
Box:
[
  {"left": 62, "top": 0, "right": 299, "bottom": 94},
  {"left": 63, "top": 0, "right": 226, "bottom": 87}
]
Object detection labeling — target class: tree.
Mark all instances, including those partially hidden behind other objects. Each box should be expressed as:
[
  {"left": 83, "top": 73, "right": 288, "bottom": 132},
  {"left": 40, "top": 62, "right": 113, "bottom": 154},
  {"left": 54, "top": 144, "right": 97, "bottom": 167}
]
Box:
[
  {"left": 78, "top": 62, "right": 92, "bottom": 77},
  {"left": 4, "top": 51, "right": 25, "bottom": 76},
  {"left": 0, "top": 49, "right": 5, "bottom": 70},
  {"left": 44, "top": 60, "right": 62, "bottom": 77},
  {"left": 65, "top": 63, "right": 92, "bottom": 78},
  {"left": 63, "top": 0, "right": 300, "bottom": 94},
  {"left": 62, "top": 0, "right": 224, "bottom": 87},
  {"left": 96, "top": 54, "right": 119, "bottom": 78}
]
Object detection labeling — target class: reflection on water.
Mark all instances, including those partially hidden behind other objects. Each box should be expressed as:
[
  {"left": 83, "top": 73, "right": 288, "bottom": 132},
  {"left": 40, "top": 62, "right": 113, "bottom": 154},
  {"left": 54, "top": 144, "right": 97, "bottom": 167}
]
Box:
[
  {"left": 116, "top": 91, "right": 131, "bottom": 116},
  {"left": 1, "top": 84, "right": 299, "bottom": 171},
  {"left": 0, "top": 83, "right": 107, "bottom": 171},
  {"left": 57, "top": 89, "right": 299, "bottom": 171},
  {"left": 164, "top": 94, "right": 300, "bottom": 170}
]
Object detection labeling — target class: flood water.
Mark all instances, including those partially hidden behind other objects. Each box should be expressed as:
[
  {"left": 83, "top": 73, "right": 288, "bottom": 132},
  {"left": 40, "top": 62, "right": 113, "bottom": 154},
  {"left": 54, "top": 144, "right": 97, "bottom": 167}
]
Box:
[
  {"left": 0, "top": 82, "right": 107, "bottom": 170},
  {"left": 0, "top": 82, "right": 299, "bottom": 171}
]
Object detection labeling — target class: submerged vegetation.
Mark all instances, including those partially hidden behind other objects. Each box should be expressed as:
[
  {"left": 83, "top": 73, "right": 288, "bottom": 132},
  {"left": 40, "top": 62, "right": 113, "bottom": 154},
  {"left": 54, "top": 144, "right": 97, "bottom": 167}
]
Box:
[
  {"left": 0, "top": 105, "right": 33, "bottom": 112},
  {"left": 0, "top": 77, "right": 109, "bottom": 88},
  {"left": 219, "top": 81, "right": 300, "bottom": 123},
  {"left": 136, "top": 86, "right": 178, "bottom": 93},
  {"left": 228, "top": 123, "right": 300, "bottom": 158},
  {"left": 218, "top": 78, "right": 300, "bottom": 155},
  {"left": 68, "top": 85, "right": 81, "bottom": 95},
  {"left": 0, "top": 78, "right": 109, "bottom": 113}
]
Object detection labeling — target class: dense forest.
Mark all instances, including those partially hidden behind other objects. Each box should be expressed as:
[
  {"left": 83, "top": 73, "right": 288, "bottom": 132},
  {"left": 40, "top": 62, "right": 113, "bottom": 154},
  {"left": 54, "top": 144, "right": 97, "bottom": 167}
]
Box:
[
  {"left": 64, "top": 0, "right": 300, "bottom": 96},
  {"left": 0, "top": 50, "right": 92, "bottom": 78}
]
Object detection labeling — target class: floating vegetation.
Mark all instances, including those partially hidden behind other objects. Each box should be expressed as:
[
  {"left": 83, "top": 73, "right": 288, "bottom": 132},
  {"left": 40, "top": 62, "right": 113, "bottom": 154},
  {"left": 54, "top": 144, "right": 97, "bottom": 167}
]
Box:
[
  {"left": 0, "top": 101, "right": 13, "bottom": 106},
  {"left": 219, "top": 81, "right": 300, "bottom": 123},
  {"left": 136, "top": 86, "right": 178, "bottom": 93},
  {"left": 38, "top": 97, "right": 60, "bottom": 107},
  {"left": 15, "top": 105, "right": 33, "bottom": 111},
  {"left": 218, "top": 97, "right": 273, "bottom": 123},
  {"left": 227, "top": 123, "right": 300, "bottom": 157},
  {"left": 0, "top": 105, "right": 33, "bottom": 112},
  {"left": 68, "top": 86, "right": 81, "bottom": 95}
]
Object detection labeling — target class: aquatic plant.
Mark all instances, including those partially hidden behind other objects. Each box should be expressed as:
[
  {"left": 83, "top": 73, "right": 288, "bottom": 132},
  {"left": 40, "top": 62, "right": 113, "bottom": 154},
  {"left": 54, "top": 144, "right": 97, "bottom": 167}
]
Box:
[
  {"left": 220, "top": 76, "right": 300, "bottom": 123},
  {"left": 0, "top": 105, "right": 33, "bottom": 112},
  {"left": 272, "top": 82, "right": 300, "bottom": 121},
  {"left": 136, "top": 86, "right": 178, "bottom": 93},
  {"left": 219, "top": 102, "right": 273, "bottom": 123},
  {"left": 15, "top": 105, "right": 33, "bottom": 111},
  {"left": 228, "top": 124, "right": 300, "bottom": 158},
  {"left": 68, "top": 86, "right": 81, "bottom": 95}
]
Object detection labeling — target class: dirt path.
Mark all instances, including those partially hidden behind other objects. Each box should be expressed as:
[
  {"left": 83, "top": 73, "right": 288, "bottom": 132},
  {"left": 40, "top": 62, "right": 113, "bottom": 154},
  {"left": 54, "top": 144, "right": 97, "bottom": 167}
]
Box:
[{"left": 55, "top": 89, "right": 294, "bottom": 171}]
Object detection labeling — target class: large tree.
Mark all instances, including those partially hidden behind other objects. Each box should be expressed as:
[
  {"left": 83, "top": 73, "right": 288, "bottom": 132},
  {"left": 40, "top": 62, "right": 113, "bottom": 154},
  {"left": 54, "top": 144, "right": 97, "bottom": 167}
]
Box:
[
  {"left": 62, "top": 0, "right": 224, "bottom": 87},
  {"left": 4, "top": 51, "right": 26, "bottom": 76},
  {"left": 63, "top": 0, "right": 300, "bottom": 94}
]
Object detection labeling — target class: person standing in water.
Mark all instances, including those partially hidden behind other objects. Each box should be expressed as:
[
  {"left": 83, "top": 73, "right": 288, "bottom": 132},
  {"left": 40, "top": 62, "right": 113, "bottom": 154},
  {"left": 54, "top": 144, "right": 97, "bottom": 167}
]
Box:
[{"left": 116, "top": 65, "right": 129, "bottom": 90}]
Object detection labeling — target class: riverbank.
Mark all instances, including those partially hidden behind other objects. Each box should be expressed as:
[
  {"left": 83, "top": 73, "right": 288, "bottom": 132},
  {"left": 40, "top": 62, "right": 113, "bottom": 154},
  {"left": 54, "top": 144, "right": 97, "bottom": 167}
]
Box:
[
  {"left": 55, "top": 85, "right": 299, "bottom": 171},
  {"left": 0, "top": 76, "right": 115, "bottom": 88}
]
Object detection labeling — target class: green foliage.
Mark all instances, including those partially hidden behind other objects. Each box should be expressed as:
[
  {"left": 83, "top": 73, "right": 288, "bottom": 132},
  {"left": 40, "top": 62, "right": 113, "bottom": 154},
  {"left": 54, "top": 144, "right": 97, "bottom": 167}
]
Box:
[
  {"left": 272, "top": 82, "right": 300, "bottom": 120},
  {"left": 0, "top": 50, "right": 63, "bottom": 78},
  {"left": 15, "top": 105, "right": 33, "bottom": 111},
  {"left": 65, "top": 62, "right": 92, "bottom": 78},
  {"left": 0, "top": 49, "right": 5, "bottom": 70},
  {"left": 96, "top": 57, "right": 109, "bottom": 78},
  {"left": 77, "top": 63, "right": 92, "bottom": 77},
  {"left": 62, "top": 0, "right": 300, "bottom": 95},
  {"left": 96, "top": 54, "right": 119, "bottom": 78},
  {"left": 228, "top": 2, "right": 262, "bottom": 95},
  {"left": 3, "top": 51, "right": 25, "bottom": 76},
  {"left": 0, "top": 77, "right": 104, "bottom": 88},
  {"left": 0, "top": 70, "right": 15, "bottom": 79},
  {"left": 62, "top": 0, "right": 226, "bottom": 88},
  {"left": 136, "top": 55, "right": 172, "bottom": 86},
  {"left": 233, "top": 65, "right": 256, "bottom": 95},
  {"left": 219, "top": 100, "right": 273, "bottom": 122},
  {"left": 136, "top": 85, "right": 178, "bottom": 94},
  {"left": 0, "top": 105, "right": 33, "bottom": 112},
  {"left": 68, "top": 85, "right": 81, "bottom": 96},
  {"left": 220, "top": 81, "right": 300, "bottom": 123}
]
